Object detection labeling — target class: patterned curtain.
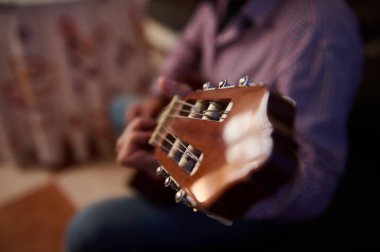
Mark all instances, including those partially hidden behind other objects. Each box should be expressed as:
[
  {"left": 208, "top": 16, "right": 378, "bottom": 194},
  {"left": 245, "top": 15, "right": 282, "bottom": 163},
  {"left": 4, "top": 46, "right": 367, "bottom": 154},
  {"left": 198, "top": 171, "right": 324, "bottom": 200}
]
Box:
[{"left": 0, "top": 0, "right": 152, "bottom": 167}]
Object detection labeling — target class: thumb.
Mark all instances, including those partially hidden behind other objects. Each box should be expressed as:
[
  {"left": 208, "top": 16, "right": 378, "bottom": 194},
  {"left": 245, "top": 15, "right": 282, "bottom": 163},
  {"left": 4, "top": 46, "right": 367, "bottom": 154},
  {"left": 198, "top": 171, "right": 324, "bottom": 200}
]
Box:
[{"left": 157, "top": 76, "right": 192, "bottom": 98}]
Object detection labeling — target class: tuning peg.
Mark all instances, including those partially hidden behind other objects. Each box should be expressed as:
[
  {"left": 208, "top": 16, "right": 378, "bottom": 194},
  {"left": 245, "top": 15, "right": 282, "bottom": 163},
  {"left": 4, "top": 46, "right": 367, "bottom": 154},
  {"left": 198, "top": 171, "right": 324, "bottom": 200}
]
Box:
[
  {"left": 175, "top": 190, "right": 186, "bottom": 203},
  {"left": 156, "top": 166, "right": 168, "bottom": 177},
  {"left": 164, "top": 176, "right": 172, "bottom": 187},
  {"left": 218, "top": 79, "right": 227, "bottom": 88},
  {"left": 238, "top": 75, "right": 253, "bottom": 87},
  {"left": 164, "top": 176, "right": 179, "bottom": 191},
  {"left": 174, "top": 189, "right": 197, "bottom": 209},
  {"left": 202, "top": 81, "right": 215, "bottom": 90},
  {"left": 218, "top": 79, "right": 234, "bottom": 89}
]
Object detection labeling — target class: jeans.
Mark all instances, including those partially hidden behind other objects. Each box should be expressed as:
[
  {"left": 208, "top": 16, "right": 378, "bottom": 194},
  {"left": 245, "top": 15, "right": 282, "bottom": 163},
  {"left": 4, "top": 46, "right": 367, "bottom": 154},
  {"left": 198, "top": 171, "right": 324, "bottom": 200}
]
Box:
[{"left": 65, "top": 195, "right": 289, "bottom": 251}]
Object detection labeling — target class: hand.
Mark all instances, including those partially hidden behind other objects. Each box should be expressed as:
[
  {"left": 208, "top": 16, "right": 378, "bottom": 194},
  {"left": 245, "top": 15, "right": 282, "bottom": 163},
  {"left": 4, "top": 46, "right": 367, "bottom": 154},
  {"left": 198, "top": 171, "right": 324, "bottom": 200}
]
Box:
[
  {"left": 116, "top": 117, "right": 158, "bottom": 173},
  {"left": 125, "top": 76, "right": 193, "bottom": 122},
  {"left": 116, "top": 76, "right": 192, "bottom": 173}
]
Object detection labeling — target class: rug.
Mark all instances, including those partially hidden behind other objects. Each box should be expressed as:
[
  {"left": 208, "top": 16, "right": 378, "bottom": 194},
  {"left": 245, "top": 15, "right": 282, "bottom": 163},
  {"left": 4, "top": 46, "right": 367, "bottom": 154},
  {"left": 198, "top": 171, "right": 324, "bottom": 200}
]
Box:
[{"left": 0, "top": 183, "right": 76, "bottom": 252}]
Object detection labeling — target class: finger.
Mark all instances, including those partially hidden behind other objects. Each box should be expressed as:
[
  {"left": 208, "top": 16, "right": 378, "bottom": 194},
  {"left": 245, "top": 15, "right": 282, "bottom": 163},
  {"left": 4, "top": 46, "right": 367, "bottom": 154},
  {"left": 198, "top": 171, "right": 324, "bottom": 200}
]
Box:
[
  {"left": 157, "top": 76, "right": 192, "bottom": 98},
  {"left": 117, "top": 131, "right": 150, "bottom": 162},
  {"left": 116, "top": 131, "right": 153, "bottom": 165},
  {"left": 128, "top": 117, "right": 157, "bottom": 132},
  {"left": 115, "top": 117, "right": 156, "bottom": 153}
]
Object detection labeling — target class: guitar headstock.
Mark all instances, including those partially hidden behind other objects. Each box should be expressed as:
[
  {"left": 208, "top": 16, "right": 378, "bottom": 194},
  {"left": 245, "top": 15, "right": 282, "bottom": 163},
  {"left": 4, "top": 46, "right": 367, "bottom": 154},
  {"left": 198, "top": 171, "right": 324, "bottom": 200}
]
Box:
[{"left": 149, "top": 76, "right": 296, "bottom": 221}]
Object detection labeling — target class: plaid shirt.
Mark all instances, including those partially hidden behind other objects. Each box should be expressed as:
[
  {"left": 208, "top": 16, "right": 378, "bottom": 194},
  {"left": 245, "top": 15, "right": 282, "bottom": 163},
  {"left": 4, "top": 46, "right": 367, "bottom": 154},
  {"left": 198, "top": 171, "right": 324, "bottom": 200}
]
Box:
[{"left": 158, "top": 0, "right": 362, "bottom": 220}]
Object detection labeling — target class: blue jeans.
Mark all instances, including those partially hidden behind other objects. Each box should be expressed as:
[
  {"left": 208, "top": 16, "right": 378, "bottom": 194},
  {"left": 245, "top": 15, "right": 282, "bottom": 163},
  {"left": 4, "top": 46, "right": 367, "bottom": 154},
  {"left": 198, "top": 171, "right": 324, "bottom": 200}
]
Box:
[{"left": 65, "top": 195, "right": 290, "bottom": 251}]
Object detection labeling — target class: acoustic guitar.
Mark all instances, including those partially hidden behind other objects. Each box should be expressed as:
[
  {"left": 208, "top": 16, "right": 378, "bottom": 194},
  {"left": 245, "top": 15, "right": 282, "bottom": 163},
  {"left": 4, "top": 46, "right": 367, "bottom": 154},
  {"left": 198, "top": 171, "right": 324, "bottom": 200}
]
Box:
[{"left": 131, "top": 76, "right": 298, "bottom": 224}]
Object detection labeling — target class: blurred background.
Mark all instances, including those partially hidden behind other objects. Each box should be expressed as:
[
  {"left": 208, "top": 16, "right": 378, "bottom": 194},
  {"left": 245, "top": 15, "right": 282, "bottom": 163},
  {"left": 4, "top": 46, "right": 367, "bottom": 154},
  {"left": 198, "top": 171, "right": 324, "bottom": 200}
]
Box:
[{"left": 0, "top": 0, "right": 379, "bottom": 251}]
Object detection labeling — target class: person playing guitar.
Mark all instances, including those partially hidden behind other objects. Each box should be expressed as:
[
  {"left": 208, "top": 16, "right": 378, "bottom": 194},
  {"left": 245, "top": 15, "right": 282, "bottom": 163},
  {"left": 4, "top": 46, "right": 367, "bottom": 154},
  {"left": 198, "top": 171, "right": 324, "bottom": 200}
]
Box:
[{"left": 66, "top": 0, "right": 362, "bottom": 250}]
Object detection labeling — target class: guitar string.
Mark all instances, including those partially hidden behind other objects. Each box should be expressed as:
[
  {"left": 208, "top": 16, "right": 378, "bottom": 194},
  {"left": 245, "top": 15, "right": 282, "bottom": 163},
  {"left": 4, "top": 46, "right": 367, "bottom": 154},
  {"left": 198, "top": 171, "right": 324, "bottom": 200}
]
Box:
[
  {"left": 169, "top": 100, "right": 230, "bottom": 120},
  {"left": 174, "top": 99, "right": 224, "bottom": 108},
  {"left": 167, "top": 112, "right": 222, "bottom": 121},
  {"left": 151, "top": 136, "right": 199, "bottom": 163},
  {"left": 153, "top": 127, "right": 200, "bottom": 162},
  {"left": 162, "top": 99, "right": 271, "bottom": 163},
  {"left": 150, "top": 138, "right": 172, "bottom": 156},
  {"left": 173, "top": 99, "right": 194, "bottom": 107},
  {"left": 174, "top": 99, "right": 225, "bottom": 110},
  {"left": 160, "top": 126, "right": 201, "bottom": 162},
  {"left": 151, "top": 99, "right": 228, "bottom": 162},
  {"left": 169, "top": 107, "right": 229, "bottom": 117},
  {"left": 151, "top": 135, "right": 200, "bottom": 163},
  {"left": 149, "top": 100, "right": 212, "bottom": 163}
]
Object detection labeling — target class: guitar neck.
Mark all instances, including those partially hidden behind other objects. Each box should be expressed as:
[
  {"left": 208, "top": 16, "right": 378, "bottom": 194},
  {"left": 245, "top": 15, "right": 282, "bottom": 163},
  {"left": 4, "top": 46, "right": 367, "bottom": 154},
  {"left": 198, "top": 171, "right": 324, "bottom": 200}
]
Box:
[{"left": 149, "top": 95, "right": 180, "bottom": 147}]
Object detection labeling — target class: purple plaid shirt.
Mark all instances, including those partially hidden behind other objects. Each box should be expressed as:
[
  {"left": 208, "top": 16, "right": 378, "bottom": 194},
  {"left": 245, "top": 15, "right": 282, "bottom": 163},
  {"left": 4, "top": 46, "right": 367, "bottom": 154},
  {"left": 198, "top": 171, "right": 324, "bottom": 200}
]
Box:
[{"left": 157, "top": 0, "right": 362, "bottom": 220}]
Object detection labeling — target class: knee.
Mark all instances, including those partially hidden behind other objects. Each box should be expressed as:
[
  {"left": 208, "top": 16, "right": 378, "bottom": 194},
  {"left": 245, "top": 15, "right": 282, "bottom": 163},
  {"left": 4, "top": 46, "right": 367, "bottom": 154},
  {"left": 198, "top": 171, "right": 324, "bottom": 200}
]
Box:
[{"left": 64, "top": 205, "right": 108, "bottom": 252}]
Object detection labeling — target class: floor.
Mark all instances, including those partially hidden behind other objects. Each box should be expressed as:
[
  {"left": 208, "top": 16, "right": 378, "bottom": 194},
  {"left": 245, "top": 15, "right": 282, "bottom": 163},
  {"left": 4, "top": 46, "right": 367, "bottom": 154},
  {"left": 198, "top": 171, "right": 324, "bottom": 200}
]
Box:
[
  {"left": 0, "top": 159, "right": 135, "bottom": 210},
  {"left": 0, "top": 158, "right": 136, "bottom": 252}
]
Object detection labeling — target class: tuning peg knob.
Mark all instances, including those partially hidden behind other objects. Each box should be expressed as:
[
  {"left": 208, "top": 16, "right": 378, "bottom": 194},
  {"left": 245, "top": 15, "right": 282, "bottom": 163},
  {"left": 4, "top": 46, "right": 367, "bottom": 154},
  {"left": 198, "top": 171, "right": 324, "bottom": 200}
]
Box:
[
  {"left": 156, "top": 166, "right": 168, "bottom": 177},
  {"left": 175, "top": 190, "right": 186, "bottom": 203},
  {"left": 164, "top": 177, "right": 179, "bottom": 191},
  {"left": 218, "top": 79, "right": 234, "bottom": 89},
  {"left": 218, "top": 79, "right": 227, "bottom": 88},
  {"left": 164, "top": 176, "right": 172, "bottom": 187},
  {"left": 203, "top": 81, "right": 215, "bottom": 90},
  {"left": 238, "top": 75, "right": 253, "bottom": 87},
  {"left": 174, "top": 189, "right": 197, "bottom": 208}
]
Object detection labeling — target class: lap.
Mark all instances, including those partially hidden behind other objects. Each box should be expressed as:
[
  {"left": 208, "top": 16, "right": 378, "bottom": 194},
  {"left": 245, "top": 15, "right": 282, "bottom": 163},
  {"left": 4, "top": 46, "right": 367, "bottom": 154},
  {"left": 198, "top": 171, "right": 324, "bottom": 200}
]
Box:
[{"left": 65, "top": 195, "right": 285, "bottom": 251}]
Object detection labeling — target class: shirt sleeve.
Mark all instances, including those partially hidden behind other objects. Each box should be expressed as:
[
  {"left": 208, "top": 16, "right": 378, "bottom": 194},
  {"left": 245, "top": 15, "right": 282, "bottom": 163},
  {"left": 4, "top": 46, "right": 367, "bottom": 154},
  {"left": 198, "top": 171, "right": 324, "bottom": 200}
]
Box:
[{"left": 245, "top": 25, "right": 363, "bottom": 220}]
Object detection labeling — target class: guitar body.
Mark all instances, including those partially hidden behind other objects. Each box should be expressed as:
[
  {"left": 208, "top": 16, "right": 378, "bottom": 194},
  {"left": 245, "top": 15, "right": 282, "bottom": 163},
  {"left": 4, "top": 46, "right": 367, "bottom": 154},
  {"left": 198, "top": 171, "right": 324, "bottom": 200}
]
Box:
[{"left": 131, "top": 78, "right": 298, "bottom": 221}]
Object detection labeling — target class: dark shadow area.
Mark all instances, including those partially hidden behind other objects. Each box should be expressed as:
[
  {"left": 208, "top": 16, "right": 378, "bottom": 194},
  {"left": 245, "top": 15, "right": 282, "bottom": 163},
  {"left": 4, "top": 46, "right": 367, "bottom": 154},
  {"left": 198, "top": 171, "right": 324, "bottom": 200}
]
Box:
[
  {"left": 261, "top": 0, "right": 380, "bottom": 248},
  {"left": 146, "top": 0, "right": 199, "bottom": 32}
]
